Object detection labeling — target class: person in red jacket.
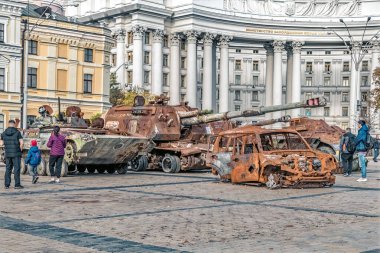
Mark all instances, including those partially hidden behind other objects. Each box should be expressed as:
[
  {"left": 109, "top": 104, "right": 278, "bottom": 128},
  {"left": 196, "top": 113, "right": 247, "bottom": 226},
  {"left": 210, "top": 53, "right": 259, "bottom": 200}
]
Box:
[{"left": 47, "top": 126, "right": 66, "bottom": 183}]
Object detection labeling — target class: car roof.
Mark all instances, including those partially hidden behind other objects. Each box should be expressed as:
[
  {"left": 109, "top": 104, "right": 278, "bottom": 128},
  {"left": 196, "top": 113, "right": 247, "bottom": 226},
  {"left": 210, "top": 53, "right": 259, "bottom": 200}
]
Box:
[{"left": 218, "top": 125, "right": 300, "bottom": 136}]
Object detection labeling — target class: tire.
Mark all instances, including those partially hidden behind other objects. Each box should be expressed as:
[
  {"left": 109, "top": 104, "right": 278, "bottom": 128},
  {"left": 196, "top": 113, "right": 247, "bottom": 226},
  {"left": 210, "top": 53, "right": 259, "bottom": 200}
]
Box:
[
  {"left": 161, "top": 155, "right": 180, "bottom": 173},
  {"left": 130, "top": 155, "right": 148, "bottom": 172},
  {"left": 46, "top": 161, "right": 51, "bottom": 176},
  {"left": 77, "top": 165, "right": 86, "bottom": 173},
  {"left": 106, "top": 168, "right": 116, "bottom": 174},
  {"left": 61, "top": 160, "right": 68, "bottom": 177},
  {"left": 21, "top": 159, "right": 28, "bottom": 175},
  {"left": 317, "top": 145, "right": 335, "bottom": 155},
  {"left": 97, "top": 168, "right": 106, "bottom": 174},
  {"left": 87, "top": 167, "right": 96, "bottom": 174},
  {"left": 174, "top": 156, "right": 181, "bottom": 173},
  {"left": 117, "top": 165, "right": 127, "bottom": 174},
  {"left": 37, "top": 160, "right": 47, "bottom": 176}
]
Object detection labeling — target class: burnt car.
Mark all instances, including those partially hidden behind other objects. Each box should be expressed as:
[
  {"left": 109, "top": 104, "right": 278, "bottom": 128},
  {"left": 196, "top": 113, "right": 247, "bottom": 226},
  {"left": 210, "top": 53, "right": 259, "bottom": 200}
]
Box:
[{"left": 210, "top": 126, "right": 337, "bottom": 188}]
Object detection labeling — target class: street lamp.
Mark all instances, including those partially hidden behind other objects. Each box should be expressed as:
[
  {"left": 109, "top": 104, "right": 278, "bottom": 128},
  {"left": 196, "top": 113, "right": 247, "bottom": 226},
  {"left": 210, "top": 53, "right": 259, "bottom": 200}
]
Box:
[{"left": 324, "top": 17, "right": 380, "bottom": 133}]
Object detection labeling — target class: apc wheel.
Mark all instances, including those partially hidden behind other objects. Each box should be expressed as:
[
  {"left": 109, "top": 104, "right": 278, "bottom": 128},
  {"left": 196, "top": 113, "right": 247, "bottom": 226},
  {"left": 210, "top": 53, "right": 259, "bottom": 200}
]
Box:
[
  {"left": 0, "top": 148, "right": 5, "bottom": 163},
  {"left": 117, "top": 166, "right": 127, "bottom": 174},
  {"left": 87, "top": 167, "right": 96, "bottom": 174},
  {"left": 161, "top": 155, "right": 180, "bottom": 173},
  {"left": 106, "top": 168, "right": 116, "bottom": 174},
  {"left": 61, "top": 160, "right": 68, "bottom": 177},
  {"left": 317, "top": 145, "right": 335, "bottom": 155},
  {"left": 46, "top": 161, "right": 51, "bottom": 176},
  {"left": 37, "top": 160, "right": 47, "bottom": 176},
  {"left": 97, "top": 168, "right": 106, "bottom": 174},
  {"left": 77, "top": 165, "right": 86, "bottom": 173},
  {"left": 130, "top": 155, "right": 148, "bottom": 172},
  {"left": 20, "top": 159, "right": 28, "bottom": 175}
]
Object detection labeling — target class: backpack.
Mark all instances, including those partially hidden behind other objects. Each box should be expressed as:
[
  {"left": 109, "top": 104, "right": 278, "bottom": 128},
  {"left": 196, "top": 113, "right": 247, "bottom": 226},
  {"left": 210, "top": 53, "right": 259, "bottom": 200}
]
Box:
[
  {"left": 30, "top": 150, "right": 42, "bottom": 165},
  {"left": 365, "top": 134, "right": 376, "bottom": 150},
  {"left": 344, "top": 135, "right": 356, "bottom": 154}
]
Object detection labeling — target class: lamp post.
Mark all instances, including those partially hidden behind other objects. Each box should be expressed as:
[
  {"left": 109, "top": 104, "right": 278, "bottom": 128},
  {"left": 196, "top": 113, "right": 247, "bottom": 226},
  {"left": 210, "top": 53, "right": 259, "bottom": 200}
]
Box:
[{"left": 324, "top": 17, "right": 379, "bottom": 133}]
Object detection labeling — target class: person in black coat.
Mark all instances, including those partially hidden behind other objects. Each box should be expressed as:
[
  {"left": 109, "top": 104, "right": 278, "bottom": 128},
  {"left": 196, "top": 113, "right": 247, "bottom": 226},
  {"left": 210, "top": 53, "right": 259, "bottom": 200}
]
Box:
[{"left": 0, "top": 120, "right": 24, "bottom": 189}]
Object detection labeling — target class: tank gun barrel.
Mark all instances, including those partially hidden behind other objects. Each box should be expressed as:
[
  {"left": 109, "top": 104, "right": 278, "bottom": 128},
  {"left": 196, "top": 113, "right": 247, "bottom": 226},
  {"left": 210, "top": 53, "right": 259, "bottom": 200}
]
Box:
[
  {"left": 181, "top": 97, "right": 325, "bottom": 126},
  {"left": 252, "top": 115, "right": 291, "bottom": 126}
]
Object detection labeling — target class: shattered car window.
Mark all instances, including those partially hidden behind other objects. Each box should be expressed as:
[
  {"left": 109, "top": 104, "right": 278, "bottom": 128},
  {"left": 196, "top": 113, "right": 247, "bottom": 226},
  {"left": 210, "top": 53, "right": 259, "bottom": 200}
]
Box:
[{"left": 260, "top": 133, "right": 308, "bottom": 151}]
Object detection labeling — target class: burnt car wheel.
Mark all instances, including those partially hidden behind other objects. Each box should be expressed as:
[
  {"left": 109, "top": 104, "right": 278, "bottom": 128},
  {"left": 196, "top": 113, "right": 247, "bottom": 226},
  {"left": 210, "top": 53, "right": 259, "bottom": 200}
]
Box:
[
  {"left": 162, "top": 155, "right": 180, "bottom": 173},
  {"left": 130, "top": 155, "right": 148, "bottom": 172}
]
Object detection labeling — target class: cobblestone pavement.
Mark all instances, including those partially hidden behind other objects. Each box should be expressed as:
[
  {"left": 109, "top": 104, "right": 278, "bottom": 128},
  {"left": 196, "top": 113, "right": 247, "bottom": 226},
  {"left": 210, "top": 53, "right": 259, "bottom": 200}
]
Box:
[{"left": 0, "top": 162, "right": 379, "bottom": 253}]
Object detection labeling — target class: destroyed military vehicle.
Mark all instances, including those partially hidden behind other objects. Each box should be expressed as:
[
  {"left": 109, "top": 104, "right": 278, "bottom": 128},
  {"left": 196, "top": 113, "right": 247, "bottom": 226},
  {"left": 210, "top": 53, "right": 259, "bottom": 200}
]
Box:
[
  {"left": 104, "top": 95, "right": 326, "bottom": 173},
  {"left": 211, "top": 126, "right": 337, "bottom": 188},
  {"left": 14, "top": 105, "right": 153, "bottom": 177}
]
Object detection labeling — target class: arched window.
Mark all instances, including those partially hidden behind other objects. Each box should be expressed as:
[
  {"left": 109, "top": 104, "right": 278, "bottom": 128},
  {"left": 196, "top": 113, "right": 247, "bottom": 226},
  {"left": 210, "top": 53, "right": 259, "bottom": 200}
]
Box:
[{"left": 0, "top": 114, "right": 4, "bottom": 133}]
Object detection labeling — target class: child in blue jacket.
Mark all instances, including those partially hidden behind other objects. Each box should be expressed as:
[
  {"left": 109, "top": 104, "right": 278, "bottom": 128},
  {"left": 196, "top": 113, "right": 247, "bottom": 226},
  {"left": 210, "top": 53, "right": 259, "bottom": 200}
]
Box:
[{"left": 25, "top": 139, "right": 42, "bottom": 184}]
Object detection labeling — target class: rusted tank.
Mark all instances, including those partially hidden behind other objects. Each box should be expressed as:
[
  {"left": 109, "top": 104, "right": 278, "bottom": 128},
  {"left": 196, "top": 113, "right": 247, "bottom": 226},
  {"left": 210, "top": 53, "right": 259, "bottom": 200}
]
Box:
[
  {"left": 104, "top": 96, "right": 326, "bottom": 173},
  {"left": 14, "top": 105, "right": 152, "bottom": 177},
  {"left": 283, "top": 117, "right": 360, "bottom": 172},
  {"left": 211, "top": 126, "right": 337, "bottom": 188}
]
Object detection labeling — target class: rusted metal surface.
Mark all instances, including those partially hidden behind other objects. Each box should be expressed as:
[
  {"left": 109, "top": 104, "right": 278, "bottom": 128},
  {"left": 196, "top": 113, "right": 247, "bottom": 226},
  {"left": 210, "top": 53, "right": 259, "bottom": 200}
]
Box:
[{"left": 211, "top": 126, "right": 337, "bottom": 188}]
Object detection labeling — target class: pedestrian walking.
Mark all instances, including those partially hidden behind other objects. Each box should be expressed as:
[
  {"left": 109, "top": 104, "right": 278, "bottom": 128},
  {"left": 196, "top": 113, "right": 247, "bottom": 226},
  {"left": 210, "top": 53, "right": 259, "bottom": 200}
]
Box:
[
  {"left": 373, "top": 138, "right": 379, "bottom": 162},
  {"left": 0, "top": 120, "right": 24, "bottom": 189},
  {"left": 339, "top": 128, "right": 355, "bottom": 177},
  {"left": 47, "top": 126, "right": 66, "bottom": 183},
  {"left": 25, "top": 139, "right": 41, "bottom": 184},
  {"left": 355, "top": 120, "right": 369, "bottom": 182}
]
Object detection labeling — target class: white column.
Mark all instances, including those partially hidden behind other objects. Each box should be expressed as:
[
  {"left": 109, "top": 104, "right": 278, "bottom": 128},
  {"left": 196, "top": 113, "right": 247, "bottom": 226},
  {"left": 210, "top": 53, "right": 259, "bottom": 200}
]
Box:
[
  {"left": 169, "top": 33, "right": 181, "bottom": 105},
  {"left": 151, "top": 29, "right": 164, "bottom": 95},
  {"left": 132, "top": 25, "right": 146, "bottom": 90},
  {"left": 219, "top": 35, "right": 232, "bottom": 113},
  {"left": 370, "top": 41, "right": 380, "bottom": 130},
  {"left": 264, "top": 43, "right": 274, "bottom": 119},
  {"left": 202, "top": 33, "right": 216, "bottom": 111},
  {"left": 272, "top": 40, "right": 285, "bottom": 120},
  {"left": 349, "top": 42, "right": 361, "bottom": 132},
  {"left": 291, "top": 41, "right": 303, "bottom": 117},
  {"left": 286, "top": 46, "right": 293, "bottom": 104},
  {"left": 115, "top": 29, "right": 126, "bottom": 87},
  {"left": 185, "top": 31, "right": 199, "bottom": 107}
]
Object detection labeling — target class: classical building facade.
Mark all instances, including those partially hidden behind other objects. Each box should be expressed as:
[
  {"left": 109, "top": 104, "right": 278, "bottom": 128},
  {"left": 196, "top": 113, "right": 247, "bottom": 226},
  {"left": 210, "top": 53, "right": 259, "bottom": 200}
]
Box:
[
  {"left": 0, "top": 0, "right": 25, "bottom": 132},
  {"left": 65, "top": 0, "right": 380, "bottom": 131},
  {"left": 22, "top": 4, "right": 113, "bottom": 124}
]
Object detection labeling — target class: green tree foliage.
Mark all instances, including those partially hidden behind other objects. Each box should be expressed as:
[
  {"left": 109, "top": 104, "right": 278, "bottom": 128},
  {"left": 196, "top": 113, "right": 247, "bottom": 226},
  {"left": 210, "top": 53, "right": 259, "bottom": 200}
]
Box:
[
  {"left": 90, "top": 113, "right": 102, "bottom": 123},
  {"left": 109, "top": 73, "right": 125, "bottom": 106},
  {"left": 122, "top": 91, "right": 155, "bottom": 106}
]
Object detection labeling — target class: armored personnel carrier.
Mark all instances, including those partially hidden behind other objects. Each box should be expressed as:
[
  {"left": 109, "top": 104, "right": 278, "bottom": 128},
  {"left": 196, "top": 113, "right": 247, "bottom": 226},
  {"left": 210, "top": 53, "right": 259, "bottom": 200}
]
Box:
[
  {"left": 211, "top": 126, "right": 337, "bottom": 188},
  {"left": 17, "top": 105, "right": 153, "bottom": 177},
  {"left": 104, "top": 95, "right": 326, "bottom": 173}
]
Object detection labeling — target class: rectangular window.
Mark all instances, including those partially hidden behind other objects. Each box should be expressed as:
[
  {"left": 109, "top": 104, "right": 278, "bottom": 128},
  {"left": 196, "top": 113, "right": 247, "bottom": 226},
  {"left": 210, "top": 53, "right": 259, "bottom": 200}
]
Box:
[
  {"left": 144, "top": 51, "right": 150, "bottom": 64},
  {"left": 127, "top": 71, "right": 133, "bottom": 84},
  {"left": 305, "top": 77, "right": 312, "bottom": 86},
  {"left": 128, "top": 52, "right": 133, "bottom": 63},
  {"left": 128, "top": 32, "right": 133, "bottom": 45},
  {"left": 342, "top": 77, "right": 349, "bottom": 86},
  {"left": 342, "top": 92, "right": 349, "bottom": 102},
  {"left": 361, "top": 92, "right": 368, "bottom": 102},
  {"left": 144, "top": 71, "right": 149, "bottom": 83},
  {"left": 181, "top": 57, "right": 186, "bottom": 69},
  {"left": 27, "top": 67, "right": 37, "bottom": 88},
  {"left": 28, "top": 40, "right": 38, "bottom": 55},
  {"left": 181, "top": 40, "right": 186, "bottom": 50},
  {"left": 111, "top": 54, "right": 116, "bottom": 66},
  {"left": 200, "top": 73, "right": 203, "bottom": 83},
  {"left": 305, "top": 92, "right": 312, "bottom": 100},
  {"left": 324, "top": 107, "right": 330, "bottom": 117},
  {"left": 235, "top": 75, "right": 241, "bottom": 85},
  {"left": 84, "top": 48, "right": 93, "bottom": 63},
  {"left": 343, "top": 61, "right": 350, "bottom": 71},
  {"left": 163, "top": 73, "right": 168, "bottom": 86},
  {"left": 235, "top": 105, "right": 240, "bottom": 111},
  {"left": 163, "top": 35, "right": 168, "bottom": 47},
  {"left": 307, "top": 51, "right": 312, "bottom": 55},
  {"left": 57, "top": 69, "right": 67, "bottom": 91},
  {"left": 253, "top": 50, "right": 258, "bottom": 54},
  {"left": 0, "top": 68, "right": 4, "bottom": 91},
  {"left": 181, "top": 94, "right": 185, "bottom": 102},
  {"left": 235, "top": 60, "right": 241, "bottom": 70},
  {"left": 361, "top": 76, "right": 368, "bottom": 86},
  {"left": 0, "top": 114, "right": 4, "bottom": 134},
  {"left": 324, "top": 77, "right": 331, "bottom": 86},
  {"left": 58, "top": 43, "right": 68, "bottom": 58},
  {"left": 83, "top": 74, "right": 92, "bottom": 93},
  {"left": 144, "top": 32, "right": 150, "bottom": 44},
  {"left": 253, "top": 61, "right": 259, "bottom": 71},
  {"left": 181, "top": 75, "right": 186, "bottom": 88},
  {"left": 0, "top": 23, "right": 4, "bottom": 43},
  {"left": 163, "top": 55, "right": 168, "bottom": 67},
  {"left": 306, "top": 62, "right": 313, "bottom": 72},
  {"left": 236, "top": 49, "right": 241, "bottom": 53},
  {"left": 362, "top": 61, "right": 369, "bottom": 71},
  {"left": 361, "top": 107, "right": 367, "bottom": 118},
  {"left": 343, "top": 50, "right": 350, "bottom": 55},
  {"left": 324, "top": 92, "right": 330, "bottom": 102},
  {"left": 201, "top": 58, "right": 204, "bottom": 68},
  {"left": 325, "top": 51, "right": 331, "bottom": 55},
  {"left": 218, "top": 59, "right": 220, "bottom": 70},
  {"left": 342, "top": 107, "right": 348, "bottom": 117},
  {"left": 324, "top": 62, "right": 331, "bottom": 72},
  {"left": 253, "top": 76, "right": 258, "bottom": 86},
  {"left": 252, "top": 91, "right": 258, "bottom": 101},
  {"left": 235, "top": 90, "right": 241, "bottom": 100},
  {"left": 305, "top": 108, "right": 311, "bottom": 116}
]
